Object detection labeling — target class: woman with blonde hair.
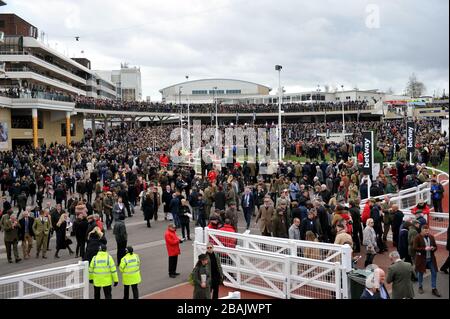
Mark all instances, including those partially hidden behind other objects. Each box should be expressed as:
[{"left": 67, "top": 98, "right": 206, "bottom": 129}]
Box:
[
  {"left": 54, "top": 213, "right": 74, "bottom": 258},
  {"left": 84, "top": 226, "right": 107, "bottom": 263},
  {"left": 303, "top": 231, "right": 320, "bottom": 260}
]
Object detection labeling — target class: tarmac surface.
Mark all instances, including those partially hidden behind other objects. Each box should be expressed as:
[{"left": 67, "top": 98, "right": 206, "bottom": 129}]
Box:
[{"left": 0, "top": 191, "right": 448, "bottom": 299}]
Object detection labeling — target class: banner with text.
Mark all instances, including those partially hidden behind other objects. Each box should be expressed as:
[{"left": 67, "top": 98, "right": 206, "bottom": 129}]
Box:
[
  {"left": 362, "top": 131, "right": 374, "bottom": 175},
  {"left": 406, "top": 121, "right": 415, "bottom": 156}
]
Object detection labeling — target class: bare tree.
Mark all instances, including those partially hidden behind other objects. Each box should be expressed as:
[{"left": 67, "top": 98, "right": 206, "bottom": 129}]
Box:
[
  {"left": 405, "top": 73, "right": 426, "bottom": 98},
  {"left": 386, "top": 87, "right": 394, "bottom": 95},
  {"left": 324, "top": 85, "right": 330, "bottom": 93}
]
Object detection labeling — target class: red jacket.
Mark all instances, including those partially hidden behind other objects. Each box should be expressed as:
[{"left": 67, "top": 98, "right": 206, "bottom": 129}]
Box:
[
  {"left": 411, "top": 204, "right": 431, "bottom": 217},
  {"left": 96, "top": 220, "right": 103, "bottom": 232},
  {"left": 160, "top": 155, "right": 169, "bottom": 167},
  {"left": 361, "top": 202, "right": 371, "bottom": 225},
  {"left": 165, "top": 228, "right": 181, "bottom": 257},
  {"left": 207, "top": 171, "right": 217, "bottom": 184},
  {"left": 357, "top": 152, "right": 363, "bottom": 165},
  {"left": 217, "top": 224, "right": 237, "bottom": 248}
]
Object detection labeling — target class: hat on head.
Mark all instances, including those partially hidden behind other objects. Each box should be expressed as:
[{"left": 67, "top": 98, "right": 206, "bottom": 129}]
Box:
[{"left": 198, "top": 253, "right": 208, "bottom": 261}]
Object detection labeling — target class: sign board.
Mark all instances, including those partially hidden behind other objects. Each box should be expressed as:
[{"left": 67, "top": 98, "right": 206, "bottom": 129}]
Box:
[
  {"left": 406, "top": 121, "right": 415, "bottom": 155},
  {"left": 362, "top": 131, "right": 374, "bottom": 175}
]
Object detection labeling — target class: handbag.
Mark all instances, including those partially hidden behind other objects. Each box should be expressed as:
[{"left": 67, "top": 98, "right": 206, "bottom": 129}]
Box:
[{"left": 65, "top": 238, "right": 73, "bottom": 246}]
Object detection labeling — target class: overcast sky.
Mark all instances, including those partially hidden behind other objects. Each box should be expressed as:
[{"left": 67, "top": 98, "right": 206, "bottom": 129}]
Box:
[{"left": 4, "top": 0, "right": 449, "bottom": 101}]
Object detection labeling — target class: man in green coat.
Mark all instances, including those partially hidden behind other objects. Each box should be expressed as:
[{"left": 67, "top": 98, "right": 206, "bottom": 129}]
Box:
[
  {"left": 1, "top": 212, "right": 22, "bottom": 263},
  {"left": 386, "top": 251, "right": 415, "bottom": 299},
  {"left": 206, "top": 244, "right": 224, "bottom": 299},
  {"left": 192, "top": 254, "right": 211, "bottom": 299},
  {"left": 32, "top": 210, "right": 51, "bottom": 259}
]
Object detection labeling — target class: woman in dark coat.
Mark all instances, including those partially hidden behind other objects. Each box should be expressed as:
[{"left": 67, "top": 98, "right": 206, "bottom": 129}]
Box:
[
  {"left": 192, "top": 254, "right": 211, "bottom": 299},
  {"left": 142, "top": 193, "right": 154, "bottom": 228},
  {"left": 55, "top": 213, "right": 74, "bottom": 258},
  {"left": 397, "top": 221, "right": 412, "bottom": 263},
  {"left": 84, "top": 227, "right": 107, "bottom": 263}
]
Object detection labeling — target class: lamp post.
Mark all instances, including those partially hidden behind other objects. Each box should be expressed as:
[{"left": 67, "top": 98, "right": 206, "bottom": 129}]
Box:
[
  {"left": 341, "top": 84, "right": 345, "bottom": 140},
  {"left": 213, "top": 86, "right": 218, "bottom": 147},
  {"left": 185, "top": 75, "right": 190, "bottom": 150},
  {"left": 179, "top": 86, "right": 183, "bottom": 150},
  {"left": 275, "top": 65, "right": 282, "bottom": 162}
]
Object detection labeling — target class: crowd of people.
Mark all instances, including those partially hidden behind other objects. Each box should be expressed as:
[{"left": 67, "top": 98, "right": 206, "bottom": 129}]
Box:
[
  {"left": 0, "top": 116, "right": 448, "bottom": 299},
  {"left": 74, "top": 96, "right": 370, "bottom": 114}
]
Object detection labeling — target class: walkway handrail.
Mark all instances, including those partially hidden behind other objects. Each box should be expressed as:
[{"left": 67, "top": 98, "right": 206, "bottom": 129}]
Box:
[
  {"left": 0, "top": 261, "right": 89, "bottom": 299},
  {"left": 360, "top": 164, "right": 449, "bottom": 211}
]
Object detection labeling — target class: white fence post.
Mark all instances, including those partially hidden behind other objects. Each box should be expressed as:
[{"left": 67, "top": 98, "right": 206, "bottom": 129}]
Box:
[
  {"left": 81, "top": 261, "right": 89, "bottom": 299},
  {"left": 285, "top": 256, "right": 291, "bottom": 299}
]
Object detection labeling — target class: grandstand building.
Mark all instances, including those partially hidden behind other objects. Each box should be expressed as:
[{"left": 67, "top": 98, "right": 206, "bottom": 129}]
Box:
[
  {"left": 159, "top": 78, "right": 272, "bottom": 104},
  {"left": 0, "top": 14, "right": 116, "bottom": 150}
]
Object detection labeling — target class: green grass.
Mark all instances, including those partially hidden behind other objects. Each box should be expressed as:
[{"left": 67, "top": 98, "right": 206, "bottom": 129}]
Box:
[
  {"left": 282, "top": 154, "right": 449, "bottom": 174},
  {"left": 283, "top": 154, "right": 331, "bottom": 163},
  {"left": 437, "top": 155, "right": 449, "bottom": 174}
]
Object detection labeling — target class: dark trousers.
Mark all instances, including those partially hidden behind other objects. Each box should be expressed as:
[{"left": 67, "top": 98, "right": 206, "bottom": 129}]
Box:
[
  {"left": 124, "top": 284, "right": 139, "bottom": 299},
  {"left": 243, "top": 208, "right": 252, "bottom": 229},
  {"left": 433, "top": 199, "right": 443, "bottom": 213},
  {"left": 5, "top": 239, "right": 19, "bottom": 261},
  {"left": 211, "top": 280, "right": 220, "bottom": 299},
  {"left": 105, "top": 213, "right": 113, "bottom": 229},
  {"left": 261, "top": 230, "right": 271, "bottom": 236},
  {"left": 169, "top": 255, "right": 178, "bottom": 275},
  {"left": 76, "top": 239, "right": 86, "bottom": 258},
  {"left": 198, "top": 212, "right": 206, "bottom": 228},
  {"left": 441, "top": 254, "right": 450, "bottom": 271},
  {"left": 117, "top": 241, "right": 127, "bottom": 264},
  {"left": 180, "top": 222, "right": 190, "bottom": 239},
  {"left": 352, "top": 226, "right": 363, "bottom": 252},
  {"left": 364, "top": 253, "right": 375, "bottom": 267},
  {"left": 94, "top": 285, "right": 112, "bottom": 299},
  {"left": 125, "top": 202, "right": 132, "bottom": 217}
]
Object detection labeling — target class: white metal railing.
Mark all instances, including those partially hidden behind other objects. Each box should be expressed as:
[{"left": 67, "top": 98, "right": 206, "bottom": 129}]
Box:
[
  {"left": 360, "top": 165, "right": 449, "bottom": 212},
  {"left": 0, "top": 261, "right": 89, "bottom": 299},
  {"left": 220, "top": 291, "right": 241, "bottom": 299},
  {"left": 400, "top": 211, "right": 449, "bottom": 246},
  {"left": 194, "top": 227, "right": 350, "bottom": 299}
]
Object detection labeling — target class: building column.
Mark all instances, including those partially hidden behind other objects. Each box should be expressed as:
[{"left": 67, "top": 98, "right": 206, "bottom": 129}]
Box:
[
  {"left": 32, "top": 108, "right": 38, "bottom": 148},
  {"left": 66, "top": 111, "right": 71, "bottom": 146},
  {"left": 104, "top": 118, "right": 108, "bottom": 136},
  {"left": 91, "top": 118, "right": 96, "bottom": 146}
]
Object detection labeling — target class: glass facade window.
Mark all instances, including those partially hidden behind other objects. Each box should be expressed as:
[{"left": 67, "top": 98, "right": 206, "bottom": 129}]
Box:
[
  {"left": 226, "top": 90, "right": 241, "bottom": 94},
  {"left": 209, "top": 90, "right": 224, "bottom": 94},
  {"left": 192, "top": 90, "right": 207, "bottom": 95},
  {"left": 61, "top": 122, "right": 76, "bottom": 137}
]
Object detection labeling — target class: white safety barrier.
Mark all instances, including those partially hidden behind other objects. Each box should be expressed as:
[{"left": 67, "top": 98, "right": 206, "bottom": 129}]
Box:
[
  {"left": 400, "top": 211, "right": 449, "bottom": 246},
  {"left": 220, "top": 291, "right": 241, "bottom": 299},
  {"left": 360, "top": 165, "right": 448, "bottom": 210},
  {"left": 194, "top": 227, "right": 351, "bottom": 299},
  {"left": 0, "top": 261, "right": 89, "bottom": 299},
  {"left": 358, "top": 165, "right": 448, "bottom": 246}
]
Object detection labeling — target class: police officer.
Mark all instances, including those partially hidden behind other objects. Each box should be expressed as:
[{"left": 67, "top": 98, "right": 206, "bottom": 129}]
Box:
[
  {"left": 89, "top": 244, "right": 118, "bottom": 299},
  {"left": 119, "top": 246, "right": 141, "bottom": 299}
]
